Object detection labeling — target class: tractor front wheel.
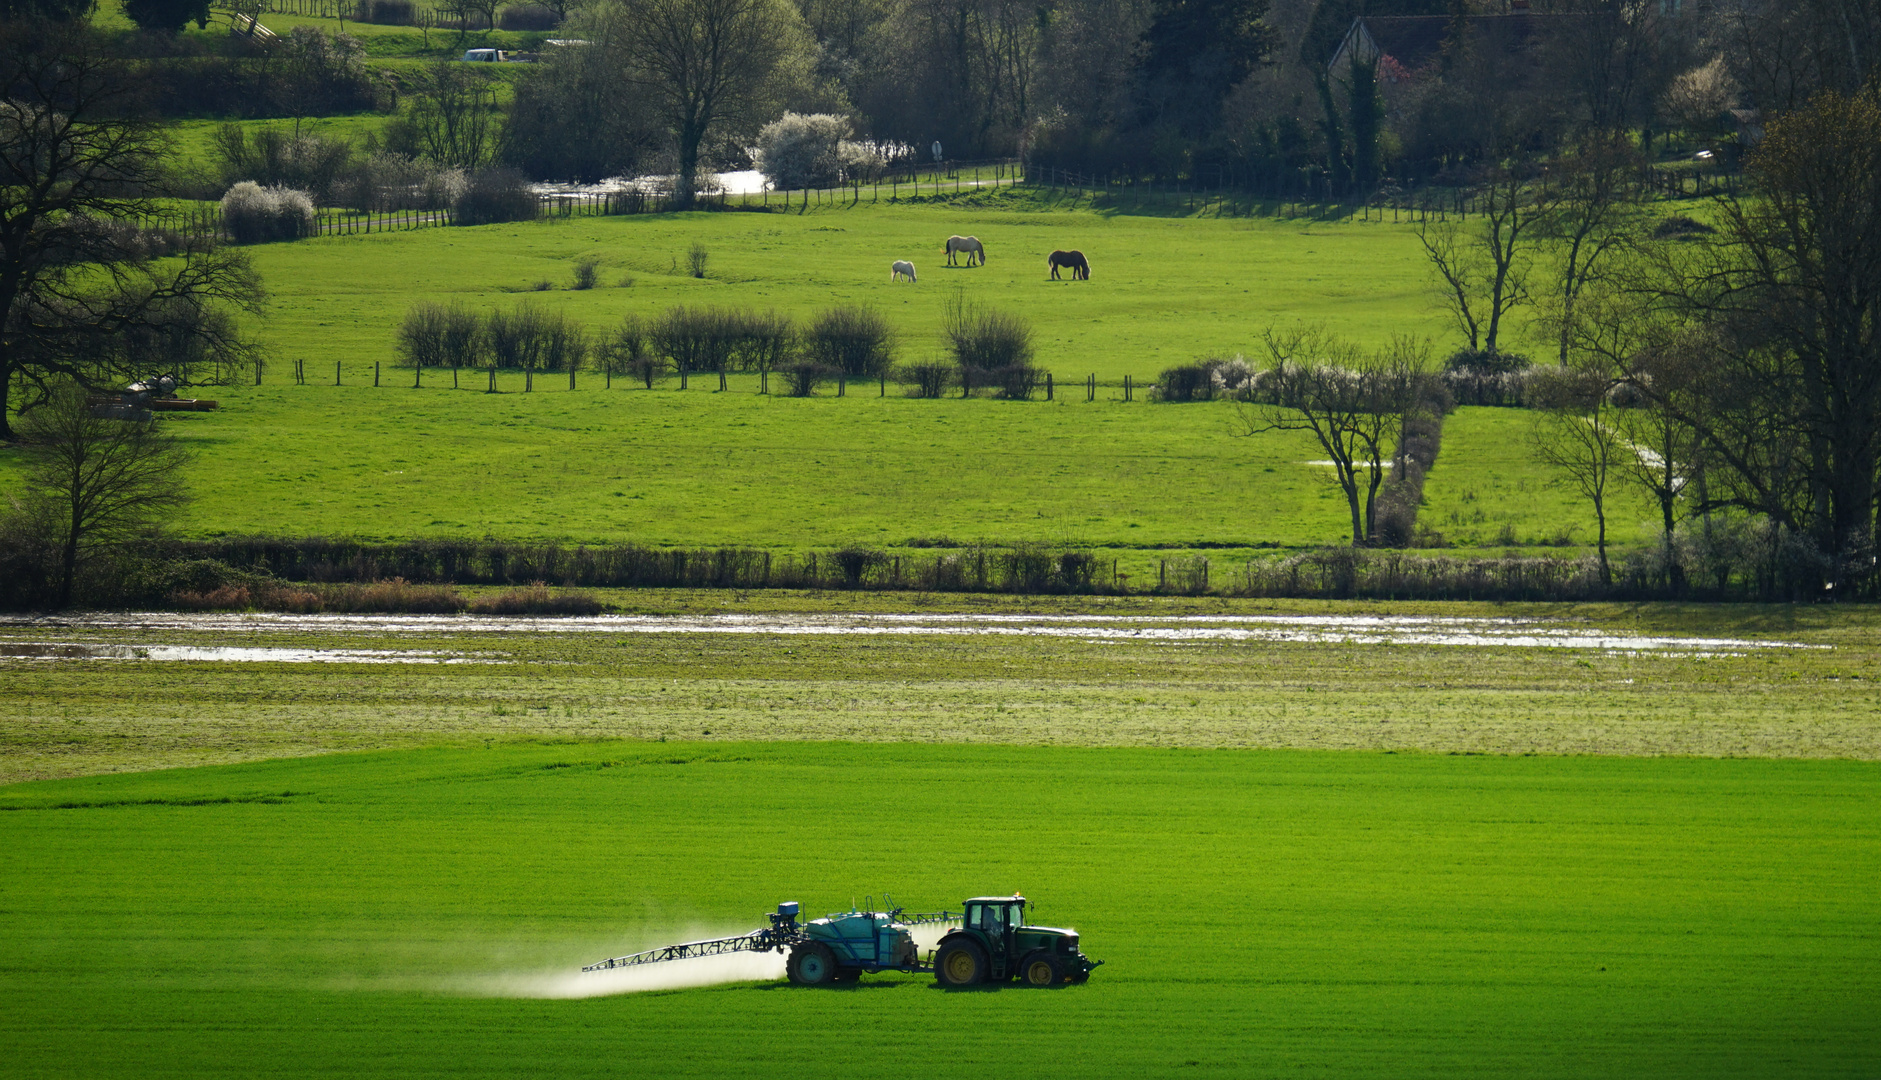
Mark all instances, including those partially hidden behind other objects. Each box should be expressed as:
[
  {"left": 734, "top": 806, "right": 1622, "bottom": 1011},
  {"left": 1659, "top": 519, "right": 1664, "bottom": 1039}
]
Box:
[
  {"left": 787, "top": 943, "right": 838, "bottom": 986},
  {"left": 1021, "top": 952, "right": 1064, "bottom": 987},
  {"left": 934, "top": 941, "right": 987, "bottom": 987}
]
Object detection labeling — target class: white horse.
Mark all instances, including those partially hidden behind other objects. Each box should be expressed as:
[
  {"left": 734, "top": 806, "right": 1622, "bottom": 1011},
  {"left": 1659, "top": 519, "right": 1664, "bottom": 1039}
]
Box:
[
  {"left": 891, "top": 260, "right": 917, "bottom": 282},
  {"left": 944, "top": 235, "right": 985, "bottom": 266}
]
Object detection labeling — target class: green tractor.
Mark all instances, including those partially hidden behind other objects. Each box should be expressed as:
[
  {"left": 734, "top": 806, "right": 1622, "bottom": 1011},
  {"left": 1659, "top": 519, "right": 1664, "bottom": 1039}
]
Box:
[{"left": 933, "top": 895, "right": 1100, "bottom": 987}]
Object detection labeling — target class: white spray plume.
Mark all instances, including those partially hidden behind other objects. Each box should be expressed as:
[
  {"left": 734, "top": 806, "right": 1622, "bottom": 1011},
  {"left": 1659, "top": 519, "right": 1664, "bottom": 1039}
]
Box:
[{"left": 456, "top": 949, "right": 787, "bottom": 999}]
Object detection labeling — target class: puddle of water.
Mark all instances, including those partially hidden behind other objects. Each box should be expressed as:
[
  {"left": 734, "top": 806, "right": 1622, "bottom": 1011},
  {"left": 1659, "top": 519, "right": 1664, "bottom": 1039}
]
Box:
[
  {"left": 0, "top": 642, "right": 504, "bottom": 664},
  {"left": 0, "top": 612, "right": 1823, "bottom": 655}
]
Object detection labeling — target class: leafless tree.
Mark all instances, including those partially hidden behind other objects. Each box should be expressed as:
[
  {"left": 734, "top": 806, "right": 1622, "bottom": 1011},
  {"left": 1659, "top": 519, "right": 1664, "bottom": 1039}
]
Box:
[
  {"left": 17, "top": 381, "right": 190, "bottom": 608},
  {"left": 407, "top": 60, "right": 499, "bottom": 170},
  {"left": 1530, "top": 361, "right": 1625, "bottom": 587},
  {"left": 0, "top": 23, "right": 266, "bottom": 441},
  {"left": 1238, "top": 327, "right": 1425, "bottom": 546},
  {"left": 1537, "top": 132, "right": 1641, "bottom": 365},
  {"left": 1416, "top": 165, "right": 1554, "bottom": 357}
]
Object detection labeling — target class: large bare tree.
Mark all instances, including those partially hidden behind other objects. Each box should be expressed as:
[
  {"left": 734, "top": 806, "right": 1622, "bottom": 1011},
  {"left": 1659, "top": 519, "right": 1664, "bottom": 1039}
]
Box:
[{"left": 0, "top": 21, "right": 265, "bottom": 441}]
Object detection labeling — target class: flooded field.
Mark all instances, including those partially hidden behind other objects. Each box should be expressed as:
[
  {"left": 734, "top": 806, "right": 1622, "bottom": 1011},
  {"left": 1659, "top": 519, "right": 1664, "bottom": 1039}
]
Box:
[
  {"left": 0, "top": 641, "right": 504, "bottom": 664},
  {"left": 0, "top": 611, "right": 1825, "bottom": 656},
  {"left": 2, "top": 600, "right": 1873, "bottom": 783}
]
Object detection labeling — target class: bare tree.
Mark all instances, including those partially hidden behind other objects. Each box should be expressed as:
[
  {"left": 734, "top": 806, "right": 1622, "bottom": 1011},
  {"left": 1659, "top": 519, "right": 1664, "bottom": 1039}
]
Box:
[
  {"left": 17, "top": 381, "right": 190, "bottom": 608},
  {"left": 602, "top": 0, "right": 804, "bottom": 207},
  {"left": 1530, "top": 361, "right": 1625, "bottom": 587},
  {"left": 1537, "top": 132, "right": 1641, "bottom": 365},
  {"left": 407, "top": 60, "right": 499, "bottom": 170},
  {"left": 1239, "top": 327, "right": 1425, "bottom": 546},
  {"left": 1416, "top": 165, "right": 1554, "bottom": 357},
  {"left": 0, "top": 22, "right": 266, "bottom": 441}
]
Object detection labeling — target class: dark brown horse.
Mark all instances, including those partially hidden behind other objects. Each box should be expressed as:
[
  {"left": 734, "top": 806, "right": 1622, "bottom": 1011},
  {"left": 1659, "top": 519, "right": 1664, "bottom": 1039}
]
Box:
[{"left": 1048, "top": 250, "right": 1090, "bottom": 280}]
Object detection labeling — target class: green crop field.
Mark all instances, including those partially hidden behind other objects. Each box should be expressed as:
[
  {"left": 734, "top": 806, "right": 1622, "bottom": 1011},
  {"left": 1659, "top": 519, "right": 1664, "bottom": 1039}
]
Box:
[{"left": 2, "top": 739, "right": 1875, "bottom": 1079}]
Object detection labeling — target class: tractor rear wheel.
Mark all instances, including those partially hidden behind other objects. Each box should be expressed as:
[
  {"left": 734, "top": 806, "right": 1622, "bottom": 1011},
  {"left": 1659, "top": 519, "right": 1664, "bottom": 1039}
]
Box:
[
  {"left": 934, "top": 941, "right": 987, "bottom": 986},
  {"left": 1021, "top": 952, "right": 1064, "bottom": 987},
  {"left": 787, "top": 943, "right": 838, "bottom": 986}
]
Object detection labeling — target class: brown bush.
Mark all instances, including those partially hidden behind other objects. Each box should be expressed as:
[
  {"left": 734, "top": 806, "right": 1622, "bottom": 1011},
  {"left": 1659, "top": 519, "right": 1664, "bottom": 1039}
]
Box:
[{"left": 468, "top": 582, "right": 605, "bottom": 615}]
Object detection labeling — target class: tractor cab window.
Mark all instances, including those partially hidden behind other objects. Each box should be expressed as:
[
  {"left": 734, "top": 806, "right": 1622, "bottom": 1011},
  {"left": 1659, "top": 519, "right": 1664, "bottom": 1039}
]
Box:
[{"left": 975, "top": 905, "right": 1004, "bottom": 932}]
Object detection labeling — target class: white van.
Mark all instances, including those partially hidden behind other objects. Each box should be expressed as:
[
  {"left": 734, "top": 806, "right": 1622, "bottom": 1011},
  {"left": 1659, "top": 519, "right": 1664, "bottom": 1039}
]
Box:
[{"left": 460, "top": 48, "right": 506, "bottom": 62}]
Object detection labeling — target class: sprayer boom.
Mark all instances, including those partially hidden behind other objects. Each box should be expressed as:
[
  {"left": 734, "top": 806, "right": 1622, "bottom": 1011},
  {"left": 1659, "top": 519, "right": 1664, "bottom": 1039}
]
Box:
[{"left": 582, "top": 930, "right": 778, "bottom": 972}]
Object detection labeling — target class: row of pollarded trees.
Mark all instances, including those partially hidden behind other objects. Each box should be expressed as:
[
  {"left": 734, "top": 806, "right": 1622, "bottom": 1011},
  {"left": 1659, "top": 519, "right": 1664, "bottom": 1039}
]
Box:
[{"left": 395, "top": 294, "right": 1044, "bottom": 397}]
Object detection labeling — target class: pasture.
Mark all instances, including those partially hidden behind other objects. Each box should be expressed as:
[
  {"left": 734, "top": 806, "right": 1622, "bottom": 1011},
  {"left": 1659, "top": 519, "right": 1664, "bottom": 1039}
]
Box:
[
  {"left": 1, "top": 738, "right": 1875, "bottom": 1079},
  {"left": 1, "top": 198, "right": 1635, "bottom": 560},
  {"left": 237, "top": 190, "right": 1452, "bottom": 382}
]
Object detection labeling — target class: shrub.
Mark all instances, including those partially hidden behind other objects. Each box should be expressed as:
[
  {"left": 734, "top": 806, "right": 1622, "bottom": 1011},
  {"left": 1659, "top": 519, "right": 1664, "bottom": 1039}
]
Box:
[
  {"left": 1157, "top": 360, "right": 1220, "bottom": 402},
  {"left": 497, "top": 3, "right": 560, "bottom": 30},
  {"left": 943, "top": 293, "right": 1033, "bottom": 392},
  {"left": 780, "top": 361, "right": 830, "bottom": 396},
  {"left": 453, "top": 168, "right": 539, "bottom": 226},
  {"left": 397, "top": 301, "right": 449, "bottom": 369},
  {"left": 608, "top": 314, "right": 664, "bottom": 387},
  {"left": 220, "top": 181, "right": 316, "bottom": 244},
  {"left": 730, "top": 309, "right": 794, "bottom": 374},
  {"left": 899, "top": 361, "right": 953, "bottom": 398},
  {"left": 571, "top": 256, "right": 599, "bottom": 290},
  {"left": 215, "top": 125, "right": 356, "bottom": 201},
  {"left": 831, "top": 547, "right": 884, "bottom": 587},
  {"left": 439, "top": 303, "right": 482, "bottom": 368},
  {"left": 649, "top": 306, "right": 735, "bottom": 374},
  {"left": 988, "top": 362, "right": 1042, "bottom": 400},
  {"left": 486, "top": 302, "right": 546, "bottom": 369},
  {"left": 1443, "top": 348, "right": 1529, "bottom": 376},
  {"left": 541, "top": 314, "right": 588, "bottom": 373},
  {"left": 323, "top": 578, "right": 466, "bottom": 613},
  {"left": 687, "top": 242, "right": 708, "bottom": 278},
  {"left": 803, "top": 305, "right": 896, "bottom": 378},
  {"left": 1652, "top": 214, "right": 1715, "bottom": 240},
  {"left": 469, "top": 582, "right": 604, "bottom": 615},
  {"left": 755, "top": 112, "right": 850, "bottom": 190}
]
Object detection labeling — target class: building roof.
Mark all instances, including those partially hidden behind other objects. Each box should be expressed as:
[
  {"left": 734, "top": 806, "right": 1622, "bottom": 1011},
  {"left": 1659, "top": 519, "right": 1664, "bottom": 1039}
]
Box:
[{"left": 1329, "top": 14, "right": 1574, "bottom": 75}]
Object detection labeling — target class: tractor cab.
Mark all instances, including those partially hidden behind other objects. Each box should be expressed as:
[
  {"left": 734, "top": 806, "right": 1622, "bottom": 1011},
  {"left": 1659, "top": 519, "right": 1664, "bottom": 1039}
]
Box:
[{"left": 934, "top": 895, "right": 1101, "bottom": 987}]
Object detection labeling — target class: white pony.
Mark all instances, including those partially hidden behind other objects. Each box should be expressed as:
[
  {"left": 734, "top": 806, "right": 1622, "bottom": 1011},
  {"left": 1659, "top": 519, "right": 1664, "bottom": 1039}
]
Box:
[
  {"left": 891, "top": 260, "right": 917, "bottom": 282},
  {"left": 944, "top": 235, "right": 985, "bottom": 266}
]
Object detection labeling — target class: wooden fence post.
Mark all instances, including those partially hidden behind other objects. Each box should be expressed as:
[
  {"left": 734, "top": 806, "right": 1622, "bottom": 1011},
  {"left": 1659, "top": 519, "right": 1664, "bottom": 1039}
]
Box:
[{"left": 335, "top": 361, "right": 341, "bottom": 385}]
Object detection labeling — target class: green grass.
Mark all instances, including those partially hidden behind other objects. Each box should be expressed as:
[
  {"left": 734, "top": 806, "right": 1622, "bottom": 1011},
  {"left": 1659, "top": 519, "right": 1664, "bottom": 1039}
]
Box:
[
  {"left": 6, "top": 198, "right": 1588, "bottom": 556},
  {"left": 1, "top": 739, "right": 1874, "bottom": 1079},
  {"left": 5, "top": 598, "right": 1877, "bottom": 783},
  {"left": 236, "top": 190, "right": 1454, "bottom": 382},
  {"left": 1420, "top": 408, "right": 1656, "bottom": 549},
  {"left": 101, "top": 379, "right": 1341, "bottom": 549}
]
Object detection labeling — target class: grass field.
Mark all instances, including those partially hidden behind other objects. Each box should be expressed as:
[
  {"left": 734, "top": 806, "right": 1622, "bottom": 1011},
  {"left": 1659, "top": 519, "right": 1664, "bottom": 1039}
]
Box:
[
  {"left": 2, "top": 197, "right": 1626, "bottom": 558},
  {"left": 229, "top": 190, "right": 1453, "bottom": 381},
  {"left": 1, "top": 738, "right": 1875, "bottom": 1079}
]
